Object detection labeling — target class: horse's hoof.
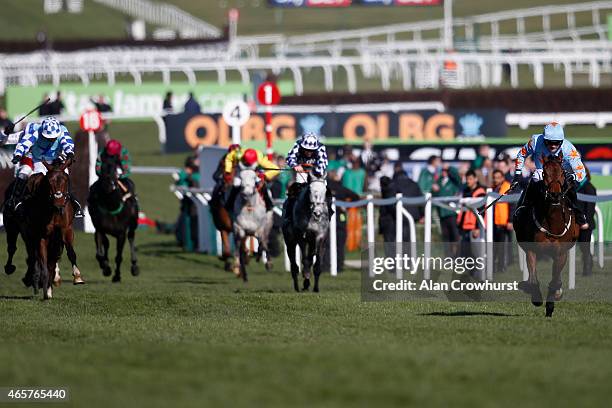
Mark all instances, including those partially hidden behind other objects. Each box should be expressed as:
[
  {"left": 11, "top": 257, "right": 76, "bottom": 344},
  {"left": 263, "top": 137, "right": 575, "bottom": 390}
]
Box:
[
  {"left": 53, "top": 277, "right": 62, "bottom": 287},
  {"left": 131, "top": 264, "right": 140, "bottom": 276},
  {"left": 545, "top": 302, "right": 554, "bottom": 317},
  {"left": 233, "top": 266, "right": 241, "bottom": 277},
  {"left": 22, "top": 276, "right": 32, "bottom": 288},
  {"left": 532, "top": 300, "right": 543, "bottom": 307},
  {"left": 102, "top": 266, "right": 112, "bottom": 277},
  {"left": 554, "top": 289, "right": 563, "bottom": 301},
  {"left": 294, "top": 285, "right": 300, "bottom": 292},
  {"left": 313, "top": 286, "right": 319, "bottom": 293},
  {"left": 224, "top": 262, "right": 232, "bottom": 272},
  {"left": 112, "top": 275, "right": 121, "bottom": 283},
  {"left": 73, "top": 275, "right": 85, "bottom": 285},
  {"left": 265, "top": 262, "right": 273, "bottom": 271},
  {"left": 4, "top": 264, "right": 16, "bottom": 275}
]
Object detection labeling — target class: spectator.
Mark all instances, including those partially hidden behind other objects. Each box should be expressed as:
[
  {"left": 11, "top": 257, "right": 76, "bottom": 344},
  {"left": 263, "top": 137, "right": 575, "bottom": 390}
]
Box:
[
  {"left": 471, "top": 144, "right": 490, "bottom": 170},
  {"left": 91, "top": 95, "right": 113, "bottom": 113},
  {"left": 393, "top": 171, "right": 423, "bottom": 252},
  {"left": 48, "top": 91, "right": 64, "bottom": 115},
  {"left": 0, "top": 108, "right": 13, "bottom": 134},
  {"left": 163, "top": 91, "right": 174, "bottom": 113},
  {"left": 38, "top": 93, "right": 51, "bottom": 116},
  {"left": 577, "top": 166, "right": 597, "bottom": 276},
  {"left": 457, "top": 170, "right": 486, "bottom": 276},
  {"left": 377, "top": 154, "right": 394, "bottom": 179},
  {"left": 491, "top": 169, "right": 513, "bottom": 273},
  {"left": 494, "top": 154, "right": 513, "bottom": 182},
  {"left": 271, "top": 155, "right": 291, "bottom": 200},
  {"left": 392, "top": 162, "right": 407, "bottom": 181},
  {"left": 322, "top": 170, "right": 360, "bottom": 273},
  {"left": 175, "top": 155, "right": 200, "bottom": 251},
  {"left": 475, "top": 157, "right": 493, "bottom": 187},
  {"left": 432, "top": 163, "right": 461, "bottom": 257},
  {"left": 327, "top": 148, "right": 347, "bottom": 179},
  {"left": 417, "top": 155, "right": 441, "bottom": 194},
  {"left": 183, "top": 92, "right": 201, "bottom": 114},
  {"left": 342, "top": 156, "right": 366, "bottom": 195}
]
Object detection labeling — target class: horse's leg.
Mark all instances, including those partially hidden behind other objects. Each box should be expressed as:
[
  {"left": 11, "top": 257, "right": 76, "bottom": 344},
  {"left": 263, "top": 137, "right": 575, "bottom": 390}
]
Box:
[
  {"left": 23, "top": 240, "right": 35, "bottom": 288},
  {"left": 302, "top": 240, "right": 314, "bottom": 292},
  {"left": 64, "top": 227, "right": 84, "bottom": 285},
  {"left": 39, "top": 239, "right": 50, "bottom": 300},
  {"left": 112, "top": 232, "right": 126, "bottom": 283},
  {"left": 128, "top": 223, "right": 139, "bottom": 276},
  {"left": 546, "top": 250, "right": 567, "bottom": 317},
  {"left": 313, "top": 237, "right": 326, "bottom": 293},
  {"left": 240, "top": 238, "right": 248, "bottom": 282},
  {"left": 95, "top": 231, "right": 112, "bottom": 277},
  {"left": 4, "top": 220, "right": 18, "bottom": 275},
  {"left": 286, "top": 237, "right": 300, "bottom": 292},
  {"left": 518, "top": 250, "right": 542, "bottom": 307},
  {"left": 232, "top": 233, "right": 242, "bottom": 278},
  {"left": 221, "top": 231, "right": 232, "bottom": 271}
]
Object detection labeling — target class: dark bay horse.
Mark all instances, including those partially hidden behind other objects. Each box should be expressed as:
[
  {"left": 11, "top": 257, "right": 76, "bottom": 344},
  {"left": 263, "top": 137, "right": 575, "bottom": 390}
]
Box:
[
  {"left": 513, "top": 154, "right": 579, "bottom": 317},
  {"left": 88, "top": 160, "right": 139, "bottom": 283},
  {"left": 3, "top": 181, "right": 36, "bottom": 284},
  {"left": 209, "top": 172, "right": 234, "bottom": 272},
  {"left": 282, "top": 175, "right": 330, "bottom": 292},
  {"left": 28, "top": 159, "right": 84, "bottom": 299}
]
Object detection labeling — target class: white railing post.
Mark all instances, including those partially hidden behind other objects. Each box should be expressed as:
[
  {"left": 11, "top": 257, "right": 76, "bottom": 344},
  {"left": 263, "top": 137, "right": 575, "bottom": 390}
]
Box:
[
  {"left": 424, "top": 193, "right": 432, "bottom": 280},
  {"left": 330, "top": 198, "right": 338, "bottom": 277},
  {"left": 367, "top": 194, "right": 375, "bottom": 278},
  {"left": 485, "top": 190, "right": 494, "bottom": 280},
  {"left": 519, "top": 247, "right": 528, "bottom": 281},
  {"left": 396, "top": 193, "right": 403, "bottom": 279},
  {"left": 595, "top": 205, "right": 604, "bottom": 268},
  {"left": 569, "top": 245, "right": 576, "bottom": 289}
]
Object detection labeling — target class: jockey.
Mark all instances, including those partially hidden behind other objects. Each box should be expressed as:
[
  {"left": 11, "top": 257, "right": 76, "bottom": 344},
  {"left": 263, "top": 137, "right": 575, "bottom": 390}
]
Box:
[
  {"left": 95, "top": 139, "right": 135, "bottom": 196},
  {"left": 284, "top": 132, "right": 333, "bottom": 221},
  {"left": 512, "top": 122, "right": 588, "bottom": 228},
  {"left": 4, "top": 117, "right": 83, "bottom": 217},
  {"left": 224, "top": 147, "right": 279, "bottom": 213},
  {"left": 211, "top": 144, "right": 240, "bottom": 206}
]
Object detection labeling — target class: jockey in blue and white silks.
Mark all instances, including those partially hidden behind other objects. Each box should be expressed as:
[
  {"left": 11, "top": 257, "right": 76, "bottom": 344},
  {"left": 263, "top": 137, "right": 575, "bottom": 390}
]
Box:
[
  {"left": 512, "top": 122, "right": 587, "bottom": 227},
  {"left": 3, "top": 117, "right": 82, "bottom": 216},
  {"left": 284, "top": 132, "right": 333, "bottom": 221}
]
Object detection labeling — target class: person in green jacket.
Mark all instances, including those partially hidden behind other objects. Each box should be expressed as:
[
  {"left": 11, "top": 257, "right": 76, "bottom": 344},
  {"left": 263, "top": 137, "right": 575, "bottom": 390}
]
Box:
[
  {"left": 342, "top": 157, "right": 366, "bottom": 196},
  {"left": 417, "top": 155, "right": 441, "bottom": 193},
  {"left": 431, "top": 163, "right": 461, "bottom": 256}
]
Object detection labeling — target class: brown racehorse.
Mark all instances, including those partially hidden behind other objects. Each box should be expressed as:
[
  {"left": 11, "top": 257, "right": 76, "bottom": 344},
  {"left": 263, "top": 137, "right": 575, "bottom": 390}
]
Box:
[
  {"left": 513, "top": 154, "right": 579, "bottom": 317},
  {"left": 28, "top": 159, "right": 84, "bottom": 299},
  {"left": 209, "top": 165, "right": 234, "bottom": 272}
]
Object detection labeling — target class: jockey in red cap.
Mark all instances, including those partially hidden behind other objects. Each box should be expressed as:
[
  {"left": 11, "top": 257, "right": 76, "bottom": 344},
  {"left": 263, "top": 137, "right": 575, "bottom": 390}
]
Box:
[{"left": 95, "top": 139, "right": 135, "bottom": 195}]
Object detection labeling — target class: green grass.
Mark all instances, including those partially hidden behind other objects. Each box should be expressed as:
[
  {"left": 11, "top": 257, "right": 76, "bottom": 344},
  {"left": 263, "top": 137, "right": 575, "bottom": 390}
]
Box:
[{"left": 1, "top": 230, "right": 612, "bottom": 407}]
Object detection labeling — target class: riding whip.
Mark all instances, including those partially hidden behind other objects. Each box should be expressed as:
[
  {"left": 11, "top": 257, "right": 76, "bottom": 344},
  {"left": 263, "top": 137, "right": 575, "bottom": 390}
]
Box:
[{"left": 13, "top": 97, "right": 51, "bottom": 126}]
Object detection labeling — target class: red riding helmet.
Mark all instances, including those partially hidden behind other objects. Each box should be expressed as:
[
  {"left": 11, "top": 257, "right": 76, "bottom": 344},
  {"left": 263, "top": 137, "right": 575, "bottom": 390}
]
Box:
[
  {"left": 242, "top": 148, "right": 258, "bottom": 166},
  {"left": 106, "top": 139, "right": 122, "bottom": 156},
  {"left": 228, "top": 143, "right": 241, "bottom": 152}
]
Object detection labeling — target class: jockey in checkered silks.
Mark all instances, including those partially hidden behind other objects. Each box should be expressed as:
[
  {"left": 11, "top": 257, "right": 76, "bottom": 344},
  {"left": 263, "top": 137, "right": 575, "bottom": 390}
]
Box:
[
  {"left": 2, "top": 117, "right": 83, "bottom": 217},
  {"left": 283, "top": 132, "right": 334, "bottom": 222},
  {"left": 512, "top": 122, "right": 587, "bottom": 229}
]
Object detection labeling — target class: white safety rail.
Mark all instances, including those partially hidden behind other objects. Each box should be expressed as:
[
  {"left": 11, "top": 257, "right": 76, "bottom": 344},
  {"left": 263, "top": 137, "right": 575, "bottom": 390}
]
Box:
[
  {"left": 277, "top": 1, "right": 612, "bottom": 56},
  {"left": 507, "top": 112, "right": 612, "bottom": 129},
  {"left": 92, "top": 0, "right": 220, "bottom": 39},
  {"left": 2, "top": 49, "right": 611, "bottom": 95}
]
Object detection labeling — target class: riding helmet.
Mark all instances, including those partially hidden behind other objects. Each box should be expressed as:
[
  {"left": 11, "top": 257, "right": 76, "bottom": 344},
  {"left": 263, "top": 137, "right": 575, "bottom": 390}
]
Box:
[
  {"left": 299, "top": 132, "right": 319, "bottom": 151},
  {"left": 40, "top": 117, "right": 63, "bottom": 140},
  {"left": 543, "top": 122, "right": 564, "bottom": 142},
  {"left": 242, "top": 148, "right": 258, "bottom": 166},
  {"left": 106, "top": 139, "right": 122, "bottom": 156}
]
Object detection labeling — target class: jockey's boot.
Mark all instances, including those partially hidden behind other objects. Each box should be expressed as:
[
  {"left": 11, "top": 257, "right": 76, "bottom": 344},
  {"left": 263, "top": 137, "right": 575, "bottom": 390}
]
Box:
[
  {"left": 70, "top": 194, "right": 84, "bottom": 218},
  {"left": 262, "top": 185, "right": 274, "bottom": 212},
  {"left": 514, "top": 179, "right": 536, "bottom": 218},
  {"left": 224, "top": 186, "right": 239, "bottom": 214},
  {"left": 7, "top": 177, "right": 28, "bottom": 214},
  {"left": 566, "top": 187, "right": 587, "bottom": 227},
  {"left": 283, "top": 183, "right": 303, "bottom": 223}
]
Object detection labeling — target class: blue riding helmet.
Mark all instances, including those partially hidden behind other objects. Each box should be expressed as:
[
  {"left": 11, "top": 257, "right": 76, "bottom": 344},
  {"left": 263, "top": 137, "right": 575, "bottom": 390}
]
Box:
[
  {"left": 542, "top": 122, "right": 564, "bottom": 142},
  {"left": 41, "top": 117, "right": 63, "bottom": 140}
]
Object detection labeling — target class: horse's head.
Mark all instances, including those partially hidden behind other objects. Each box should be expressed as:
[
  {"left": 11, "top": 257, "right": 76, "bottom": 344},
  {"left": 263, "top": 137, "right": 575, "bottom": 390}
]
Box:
[
  {"left": 42, "top": 158, "right": 72, "bottom": 211},
  {"left": 542, "top": 154, "right": 566, "bottom": 204},
  {"left": 238, "top": 168, "right": 258, "bottom": 198},
  {"left": 309, "top": 177, "right": 327, "bottom": 220},
  {"left": 99, "top": 158, "right": 119, "bottom": 195}
]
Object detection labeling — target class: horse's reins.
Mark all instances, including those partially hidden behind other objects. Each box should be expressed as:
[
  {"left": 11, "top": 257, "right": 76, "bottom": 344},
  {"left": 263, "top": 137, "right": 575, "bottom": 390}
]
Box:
[{"left": 534, "top": 171, "right": 573, "bottom": 237}]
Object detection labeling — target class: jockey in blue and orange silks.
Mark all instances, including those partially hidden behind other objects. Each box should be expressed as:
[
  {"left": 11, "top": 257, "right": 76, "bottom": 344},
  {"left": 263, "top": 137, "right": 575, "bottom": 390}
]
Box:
[{"left": 512, "top": 122, "right": 588, "bottom": 228}]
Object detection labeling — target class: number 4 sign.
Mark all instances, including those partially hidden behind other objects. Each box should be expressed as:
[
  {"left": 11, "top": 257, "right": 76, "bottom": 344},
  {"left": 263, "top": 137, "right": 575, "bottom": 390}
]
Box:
[{"left": 222, "top": 100, "right": 250, "bottom": 144}]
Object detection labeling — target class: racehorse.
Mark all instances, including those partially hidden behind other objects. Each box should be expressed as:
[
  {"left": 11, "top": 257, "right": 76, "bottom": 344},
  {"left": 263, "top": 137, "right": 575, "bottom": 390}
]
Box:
[
  {"left": 282, "top": 175, "right": 330, "bottom": 292},
  {"left": 513, "top": 154, "right": 579, "bottom": 317},
  {"left": 231, "top": 168, "right": 273, "bottom": 282},
  {"left": 209, "top": 170, "right": 234, "bottom": 272},
  {"left": 3, "top": 181, "right": 37, "bottom": 285},
  {"left": 88, "top": 159, "right": 139, "bottom": 283},
  {"left": 28, "top": 159, "right": 84, "bottom": 299}
]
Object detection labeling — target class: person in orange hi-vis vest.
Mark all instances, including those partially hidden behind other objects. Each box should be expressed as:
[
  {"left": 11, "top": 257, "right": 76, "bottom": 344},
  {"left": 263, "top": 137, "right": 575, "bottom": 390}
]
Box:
[
  {"left": 491, "top": 169, "right": 514, "bottom": 273},
  {"left": 457, "top": 170, "right": 486, "bottom": 276}
]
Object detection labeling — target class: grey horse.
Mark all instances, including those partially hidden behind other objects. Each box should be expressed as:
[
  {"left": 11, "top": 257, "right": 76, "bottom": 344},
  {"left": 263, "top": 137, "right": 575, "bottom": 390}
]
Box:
[
  {"left": 232, "top": 168, "right": 274, "bottom": 281},
  {"left": 282, "top": 175, "right": 330, "bottom": 292}
]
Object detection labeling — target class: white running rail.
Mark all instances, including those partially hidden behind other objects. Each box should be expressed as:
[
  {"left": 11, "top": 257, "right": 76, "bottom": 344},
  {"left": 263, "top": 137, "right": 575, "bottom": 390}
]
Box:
[{"left": 92, "top": 0, "right": 220, "bottom": 39}]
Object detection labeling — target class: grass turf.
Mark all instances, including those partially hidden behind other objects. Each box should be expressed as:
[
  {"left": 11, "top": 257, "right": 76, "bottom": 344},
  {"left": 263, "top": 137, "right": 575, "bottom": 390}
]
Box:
[{"left": 1, "top": 229, "right": 612, "bottom": 407}]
